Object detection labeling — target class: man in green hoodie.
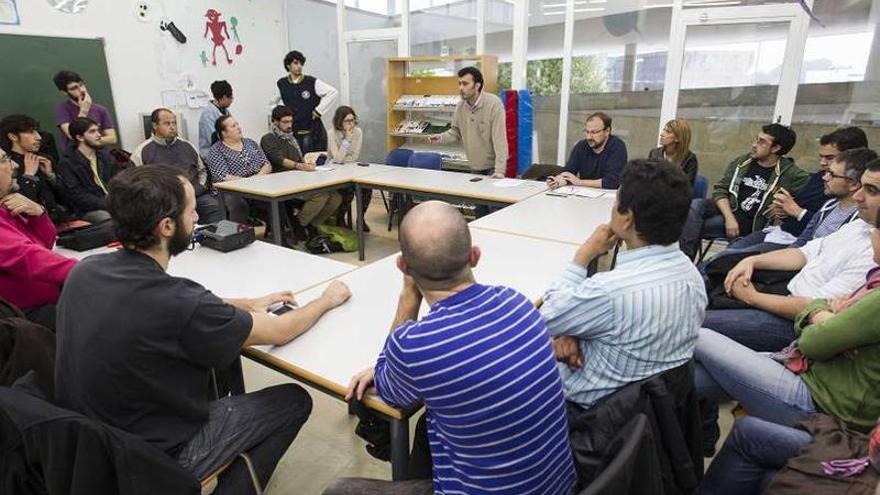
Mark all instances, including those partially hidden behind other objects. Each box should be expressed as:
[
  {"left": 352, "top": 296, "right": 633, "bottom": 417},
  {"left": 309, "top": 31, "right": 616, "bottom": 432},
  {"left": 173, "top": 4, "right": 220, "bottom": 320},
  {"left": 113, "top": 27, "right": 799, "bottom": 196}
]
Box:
[{"left": 680, "top": 124, "right": 809, "bottom": 260}]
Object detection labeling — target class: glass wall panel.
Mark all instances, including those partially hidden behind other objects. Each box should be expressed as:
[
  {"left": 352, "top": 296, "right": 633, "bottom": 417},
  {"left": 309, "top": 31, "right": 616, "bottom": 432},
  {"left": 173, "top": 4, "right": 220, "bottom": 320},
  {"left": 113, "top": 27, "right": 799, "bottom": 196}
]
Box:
[{"left": 790, "top": 0, "right": 880, "bottom": 172}]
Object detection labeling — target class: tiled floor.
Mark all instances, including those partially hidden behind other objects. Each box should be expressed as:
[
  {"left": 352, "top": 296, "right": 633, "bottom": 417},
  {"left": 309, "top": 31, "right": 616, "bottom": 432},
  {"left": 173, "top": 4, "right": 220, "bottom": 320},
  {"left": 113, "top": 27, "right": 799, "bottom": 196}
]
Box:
[{"left": 242, "top": 199, "right": 733, "bottom": 494}]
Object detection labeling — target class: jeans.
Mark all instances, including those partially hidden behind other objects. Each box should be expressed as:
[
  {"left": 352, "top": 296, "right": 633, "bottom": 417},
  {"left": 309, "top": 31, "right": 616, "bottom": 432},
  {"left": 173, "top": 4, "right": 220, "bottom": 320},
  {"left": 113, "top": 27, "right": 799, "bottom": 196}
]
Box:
[
  {"left": 680, "top": 198, "right": 742, "bottom": 260},
  {"left": 697, "top": 416, "right": 812, "bottom": 495},
  {"left": 710, "top": 230, "right": 787, "bottom": 261},
  {"left": 703, "top": 309, "right": 796, "bottom": 352},
  {"left": 176, "top": 384, "right": 312, "bottom": 494},
  {"left": 695, "top": 328, "right": 816, "bottom": 428},
  {"left": 196, "top": 192, "right": 224, "bottom": 224}
]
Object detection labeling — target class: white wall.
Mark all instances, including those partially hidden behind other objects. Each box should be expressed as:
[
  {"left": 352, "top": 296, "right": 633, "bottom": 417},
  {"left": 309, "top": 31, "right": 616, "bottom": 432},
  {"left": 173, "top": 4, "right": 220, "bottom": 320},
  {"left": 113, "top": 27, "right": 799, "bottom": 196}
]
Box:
[
  {"left": 286, "top": 0, "right": 395, "bottom": 100},
  {"left": 0, "top": 0, "right": 287, "bottom": 150}
]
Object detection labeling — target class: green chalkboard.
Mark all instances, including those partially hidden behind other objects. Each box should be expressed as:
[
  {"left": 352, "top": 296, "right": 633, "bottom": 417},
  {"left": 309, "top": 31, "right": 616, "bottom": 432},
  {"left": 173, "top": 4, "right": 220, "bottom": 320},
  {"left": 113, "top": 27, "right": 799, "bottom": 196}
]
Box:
[{"left": 0, "top": 33, "right": 119, "bottom": 150}]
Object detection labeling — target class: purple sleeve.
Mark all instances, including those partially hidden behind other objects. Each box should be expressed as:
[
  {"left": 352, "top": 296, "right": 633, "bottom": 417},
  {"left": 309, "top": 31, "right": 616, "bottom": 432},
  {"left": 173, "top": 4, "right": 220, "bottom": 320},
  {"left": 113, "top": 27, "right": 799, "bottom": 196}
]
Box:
[
  {"left": 54, "top": 102, "right": 74, "bottom": 127},
  {"left": 95, "top": 104, "right": 115, "bottom": 130}
]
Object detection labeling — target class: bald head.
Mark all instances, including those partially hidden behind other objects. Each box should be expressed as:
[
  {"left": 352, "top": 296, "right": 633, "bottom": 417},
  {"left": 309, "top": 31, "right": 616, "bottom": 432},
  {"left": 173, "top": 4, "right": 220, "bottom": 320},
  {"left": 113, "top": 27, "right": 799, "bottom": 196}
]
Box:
[{"left": 399, "top": 201, "right": 472, "bottom": 286}]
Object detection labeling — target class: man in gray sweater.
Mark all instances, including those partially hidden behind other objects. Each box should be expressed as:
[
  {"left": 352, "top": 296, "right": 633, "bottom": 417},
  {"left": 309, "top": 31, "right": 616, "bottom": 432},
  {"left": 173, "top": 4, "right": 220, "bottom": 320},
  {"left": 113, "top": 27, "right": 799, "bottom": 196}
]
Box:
[
  {"left": 130, "top": 108, "right": 223, "bottom": 224},
  {"left": 260, "top": 106, "right": 341, "bottom": 240},
  {"left": 430, "top": 67, "right": 508, "bottom": 178}
]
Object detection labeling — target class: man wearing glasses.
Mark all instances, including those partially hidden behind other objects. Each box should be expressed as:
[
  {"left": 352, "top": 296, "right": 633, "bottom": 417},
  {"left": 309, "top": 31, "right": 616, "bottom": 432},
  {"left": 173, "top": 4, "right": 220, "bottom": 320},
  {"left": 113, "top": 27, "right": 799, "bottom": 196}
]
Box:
[
  {"left": 547, "top": 111, "right": 628, "bottom": 190},
  {"left": 679, "top": 124, "right": 809, "bottom": 261},
  {"left": 701, "top": 147, "right": 879, "bottom": 353},
  {"left": 715, "top": 127, "right": 870, "bottom": 258}
]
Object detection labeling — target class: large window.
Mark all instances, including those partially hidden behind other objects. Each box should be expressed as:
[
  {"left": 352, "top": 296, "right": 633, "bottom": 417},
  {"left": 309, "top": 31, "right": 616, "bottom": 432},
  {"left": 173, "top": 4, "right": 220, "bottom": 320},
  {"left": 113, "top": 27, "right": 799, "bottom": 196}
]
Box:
[
  {"left": 564, "top": 3, "right": 671, "bottom": 166},
  {"left": 410, "top": 0, "right": 478, "bottom": 56},
  {"left": 790, "top": 0, "right": 880, "bottom": 171}
]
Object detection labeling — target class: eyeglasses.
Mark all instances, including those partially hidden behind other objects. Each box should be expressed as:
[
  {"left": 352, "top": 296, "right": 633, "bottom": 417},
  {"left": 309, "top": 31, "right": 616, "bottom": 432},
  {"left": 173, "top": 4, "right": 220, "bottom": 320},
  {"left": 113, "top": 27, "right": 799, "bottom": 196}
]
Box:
[
  {"left": 824, "top": 170, "right": 851, "bottom": 181},
  {"left": 343, "top": 118, "right": 358, "bottom": 124},
  {"left": 583, "top": 128, "right": 607, "bottom": 136},
  {"left": 754, "top": 136, "right": 773, "bottom": 146}
]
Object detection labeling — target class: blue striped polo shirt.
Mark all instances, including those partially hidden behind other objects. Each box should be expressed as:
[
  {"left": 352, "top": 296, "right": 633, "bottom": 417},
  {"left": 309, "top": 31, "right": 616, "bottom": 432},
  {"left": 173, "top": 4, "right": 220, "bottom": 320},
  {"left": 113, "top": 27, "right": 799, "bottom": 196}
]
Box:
[{"left": 374, "top": 283, "right": 576, "bottom": 495}]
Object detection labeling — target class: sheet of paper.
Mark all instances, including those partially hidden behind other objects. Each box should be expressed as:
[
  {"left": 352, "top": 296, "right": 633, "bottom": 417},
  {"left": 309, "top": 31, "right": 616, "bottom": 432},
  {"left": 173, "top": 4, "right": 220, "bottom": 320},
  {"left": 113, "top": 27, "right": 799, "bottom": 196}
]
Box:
[
  {"left": 553, "top": 186, "right": 577, "bottom": 195},
  {"left": 315, "top": 165, "right": 337, "bottom": 172},
  {"left": 491, "top": 178, "right": 526, "bottom": 188},
  {"left": 570, "top": 188, "right": 606, "bottom": 199},
  {"left": 551, "top": 186, "right": 606, "bottom": 198}
]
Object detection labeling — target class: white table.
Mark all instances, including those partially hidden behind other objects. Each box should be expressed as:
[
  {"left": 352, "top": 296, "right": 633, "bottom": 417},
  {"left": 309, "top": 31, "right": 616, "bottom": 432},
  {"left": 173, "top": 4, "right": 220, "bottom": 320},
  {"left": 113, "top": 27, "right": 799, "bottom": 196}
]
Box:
[
  {"left": 352, "top": 168, "right": 547, "bottom": 260},
  {"left": 56, "top": 241, "right": 357, "bottom": 298},
  {"left": 213, "top": 164, "right": 400, "bottom": 246},
  {"left": 470, "top": 189, "right": 617, "bottom": 245},
  {"left": 244, "top": 228, "right": 577, "bottom": 479}
]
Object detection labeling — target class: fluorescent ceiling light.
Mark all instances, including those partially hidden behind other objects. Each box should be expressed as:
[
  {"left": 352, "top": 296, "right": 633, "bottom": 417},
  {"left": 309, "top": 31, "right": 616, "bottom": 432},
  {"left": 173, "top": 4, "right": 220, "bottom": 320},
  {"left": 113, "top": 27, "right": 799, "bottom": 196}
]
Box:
[
  {"left": 544, "top": 6, "right": 604, "bottom": 15},
  {"left": 542, "top": 1, "right": 587, "bottom": 8},
  {"left": 685, "top": 0, "right": 741, "bottom": 5}
]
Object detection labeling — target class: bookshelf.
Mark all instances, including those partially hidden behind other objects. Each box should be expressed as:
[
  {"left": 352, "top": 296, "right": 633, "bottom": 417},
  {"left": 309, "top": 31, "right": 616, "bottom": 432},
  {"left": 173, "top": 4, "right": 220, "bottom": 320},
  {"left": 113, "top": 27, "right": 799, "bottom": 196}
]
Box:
[{"left": 386, "top": 55, "right": 499, "bottom": 161}]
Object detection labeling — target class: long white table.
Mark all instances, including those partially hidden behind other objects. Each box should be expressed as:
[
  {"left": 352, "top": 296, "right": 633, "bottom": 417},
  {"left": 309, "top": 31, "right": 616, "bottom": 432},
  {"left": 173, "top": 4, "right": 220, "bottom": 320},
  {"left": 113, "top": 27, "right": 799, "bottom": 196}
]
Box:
[
  {"left": 352, "top": 168, "right": 547, "bottom": 260},
  {"left": 213, "top": 164, "right": 400, "bottom": 246},
  {"left": 56, "top": 241, "right": 357, "bottom": 297},
  {"left": 244, "top": 227, "right": 577, "bottom": 479},
  {"left": 470, "top": 189, "right": 616, "bottom": 245}
]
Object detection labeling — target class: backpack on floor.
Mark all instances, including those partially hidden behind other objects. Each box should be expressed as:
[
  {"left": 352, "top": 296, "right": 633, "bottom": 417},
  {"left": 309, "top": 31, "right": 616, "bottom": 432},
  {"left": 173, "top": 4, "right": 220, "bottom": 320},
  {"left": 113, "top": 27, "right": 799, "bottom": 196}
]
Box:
[
  {"left": 304, "top": 234, "right": 344, "bottom": 254},
  {"left": 316, "top": 225, "right": 358, "bottom": 252}
]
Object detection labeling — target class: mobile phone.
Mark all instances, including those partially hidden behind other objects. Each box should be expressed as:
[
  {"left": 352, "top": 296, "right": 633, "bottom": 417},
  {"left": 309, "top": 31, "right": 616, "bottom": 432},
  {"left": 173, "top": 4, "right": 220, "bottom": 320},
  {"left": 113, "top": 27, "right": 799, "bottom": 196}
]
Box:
[
  {"left": 268, "top": 302, "right": 297, "bottom": 316},
  {"left": 357, "top": 162, "right": 370, "bottom": 167},
  {"left": 469, "top": 177, "right": 483, "bottom": 182}
]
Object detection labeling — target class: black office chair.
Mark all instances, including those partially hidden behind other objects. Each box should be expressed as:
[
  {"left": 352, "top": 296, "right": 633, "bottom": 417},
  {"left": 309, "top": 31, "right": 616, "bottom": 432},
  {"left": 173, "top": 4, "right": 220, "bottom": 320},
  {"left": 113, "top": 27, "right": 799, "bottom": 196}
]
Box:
[{"left": 578, "top": 413, "right": 650, "bottom": 495}]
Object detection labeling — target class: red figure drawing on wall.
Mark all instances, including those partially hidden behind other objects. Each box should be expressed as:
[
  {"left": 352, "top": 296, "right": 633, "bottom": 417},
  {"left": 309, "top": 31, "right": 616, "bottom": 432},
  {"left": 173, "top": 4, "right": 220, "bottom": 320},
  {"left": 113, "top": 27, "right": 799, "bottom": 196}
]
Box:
[{"left": 204, "top": 9, "right": 233, "bottom": 66}]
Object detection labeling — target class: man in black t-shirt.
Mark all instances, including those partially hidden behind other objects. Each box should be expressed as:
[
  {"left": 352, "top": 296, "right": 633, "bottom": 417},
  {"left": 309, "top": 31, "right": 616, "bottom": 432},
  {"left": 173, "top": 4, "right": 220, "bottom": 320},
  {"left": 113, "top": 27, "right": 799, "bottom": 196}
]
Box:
[
  {"left": 55, "top": 164, "right": 352, "bottom": 491},
  {"left": 679, "top": 124, "right": 810, "bottom": 260}
]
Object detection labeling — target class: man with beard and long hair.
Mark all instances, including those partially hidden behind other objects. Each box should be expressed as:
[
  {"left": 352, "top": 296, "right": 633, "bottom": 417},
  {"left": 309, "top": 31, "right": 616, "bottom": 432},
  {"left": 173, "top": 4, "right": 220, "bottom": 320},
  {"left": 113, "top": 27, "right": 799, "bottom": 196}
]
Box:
[
  {"left": 548, "top": 111, "right": 629, "bottom": 190},
  {"left": 57, "top": 117, "right": 119, "bottom": 224},
  {"left": 54, "top": 164, "right": 353, "bottom": 493}
]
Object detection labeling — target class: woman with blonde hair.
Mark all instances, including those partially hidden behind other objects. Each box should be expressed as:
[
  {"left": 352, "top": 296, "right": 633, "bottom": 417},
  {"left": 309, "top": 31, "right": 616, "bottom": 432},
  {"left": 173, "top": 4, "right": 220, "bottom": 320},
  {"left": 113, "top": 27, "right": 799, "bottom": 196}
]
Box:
[{"left": 649, "top": 118, "right": 698, "bottom": 185}]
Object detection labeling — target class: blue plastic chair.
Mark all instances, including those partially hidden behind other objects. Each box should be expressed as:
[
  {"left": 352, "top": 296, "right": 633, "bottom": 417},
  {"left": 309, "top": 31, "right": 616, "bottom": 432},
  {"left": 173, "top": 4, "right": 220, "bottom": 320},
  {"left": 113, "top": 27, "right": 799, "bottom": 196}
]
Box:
[
  {"left": 382, "top": 148, "right": 415, "bottom": 230},
  {"left": 407, "top": 152, "right": 443, "bottom": 170},
  {"left": 385, "top": 148, "right": 414, "bottom": 168}
]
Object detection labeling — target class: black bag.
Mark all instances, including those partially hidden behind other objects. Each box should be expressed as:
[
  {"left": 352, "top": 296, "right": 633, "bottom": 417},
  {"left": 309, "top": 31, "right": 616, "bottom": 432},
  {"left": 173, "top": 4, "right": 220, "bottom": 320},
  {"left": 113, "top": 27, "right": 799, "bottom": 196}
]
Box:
[
  {"left": 304, "top": 234, "right": 343, "bottom": 254},
  {"left": 56, "top": 220, "right": 115, "bottom": 251},
  {"left": 704, "top": 252, "right": 796, "bottom": 309}
]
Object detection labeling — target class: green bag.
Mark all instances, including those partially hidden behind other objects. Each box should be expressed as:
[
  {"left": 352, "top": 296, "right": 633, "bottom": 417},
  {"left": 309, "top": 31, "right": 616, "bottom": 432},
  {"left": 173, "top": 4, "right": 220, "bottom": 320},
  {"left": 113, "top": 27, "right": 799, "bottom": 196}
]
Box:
[{"left": 316, "top": 224, "right": 359, "bottom": 252}]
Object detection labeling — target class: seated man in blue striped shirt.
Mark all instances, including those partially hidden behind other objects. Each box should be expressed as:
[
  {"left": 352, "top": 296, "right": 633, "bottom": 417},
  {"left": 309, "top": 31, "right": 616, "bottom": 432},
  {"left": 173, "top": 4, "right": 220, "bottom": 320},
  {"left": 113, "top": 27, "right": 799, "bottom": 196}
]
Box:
[
  {"left": 542, "top": 159, "right": 707, "bottom": 410},
  {"left": 346, "top": 200, "right": 576, "bottom": 495}
]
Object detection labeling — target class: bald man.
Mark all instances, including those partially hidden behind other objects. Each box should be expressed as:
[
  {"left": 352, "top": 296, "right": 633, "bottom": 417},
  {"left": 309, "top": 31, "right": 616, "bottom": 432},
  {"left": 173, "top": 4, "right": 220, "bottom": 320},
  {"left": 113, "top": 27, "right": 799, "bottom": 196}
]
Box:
[{"left": 341, "top": 201, "right": 575, "bottom": 495}]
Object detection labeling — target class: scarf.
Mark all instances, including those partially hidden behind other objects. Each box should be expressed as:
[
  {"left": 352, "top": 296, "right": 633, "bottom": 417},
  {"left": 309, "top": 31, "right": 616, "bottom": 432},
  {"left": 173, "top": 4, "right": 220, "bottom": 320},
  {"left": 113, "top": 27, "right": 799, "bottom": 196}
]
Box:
[{"left": 272, "top": 123, "right": 303, "bottom": 158}]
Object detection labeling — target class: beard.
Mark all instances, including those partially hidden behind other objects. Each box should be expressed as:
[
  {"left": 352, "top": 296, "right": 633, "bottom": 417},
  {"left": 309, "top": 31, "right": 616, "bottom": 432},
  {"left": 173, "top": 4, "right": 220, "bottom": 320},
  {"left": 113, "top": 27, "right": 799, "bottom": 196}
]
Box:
[{"left": 168, "top": 224, "right": 194, "bottom": 257}]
